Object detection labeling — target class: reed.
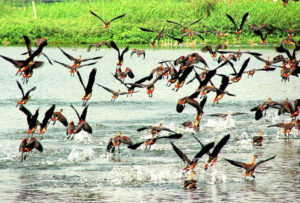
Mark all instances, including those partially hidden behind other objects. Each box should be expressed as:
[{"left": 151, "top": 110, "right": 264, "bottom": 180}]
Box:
[{"left": 0, "top": 0, "right": 299, "bottom": 46}]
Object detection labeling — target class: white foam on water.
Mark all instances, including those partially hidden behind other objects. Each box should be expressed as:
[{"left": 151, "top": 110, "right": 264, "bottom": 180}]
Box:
[
  {"left": 205, "top": 116, "right": 236, "bottom": 131},
  {"left": 68, "top": 147, "right": 95, "bottom": 162},
  {"left": 71, "top": 131, "right": 93, "bottom": 143}
]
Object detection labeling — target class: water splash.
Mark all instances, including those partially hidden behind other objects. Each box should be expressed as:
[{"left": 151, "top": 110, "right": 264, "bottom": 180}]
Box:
[
  {"left": 205, "top": 116, "right": 236, "bottom": 131},
  {"left": 68, "top": 148, "right": 95, "bottom": 162}
]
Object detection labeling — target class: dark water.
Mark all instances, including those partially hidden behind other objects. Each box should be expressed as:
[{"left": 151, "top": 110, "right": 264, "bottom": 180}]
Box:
[{"left": 0, "top": 46, "right": 299, "bottom": 202}]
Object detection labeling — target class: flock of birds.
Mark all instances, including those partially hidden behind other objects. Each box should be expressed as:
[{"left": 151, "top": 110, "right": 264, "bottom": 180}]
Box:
[{"left": 1, "top": 5, "right": 300, "bottom": 190}]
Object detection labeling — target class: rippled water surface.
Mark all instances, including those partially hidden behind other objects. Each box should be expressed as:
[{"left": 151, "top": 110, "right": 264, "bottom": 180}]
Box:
[{"left": 0, "top": 46, "right": 299, "bottom": 202}]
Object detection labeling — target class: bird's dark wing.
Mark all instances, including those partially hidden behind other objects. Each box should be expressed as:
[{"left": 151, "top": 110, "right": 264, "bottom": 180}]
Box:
[
  {"left": 76, "top": 70, "right": 86, "bottom": 90},
  {"left": 86, "top": 68, "right": 96, "bottom": 93},
  {"left": 97, "top": 84, "right": 114, "bottom": 94},
  {"left": 16, "top": 80, "right": 25, "bottom": 97},
  {"left": 41, "top": 53, "right": 53, "bottom": 65},
  {"left": 108, "top": 13, "right": 126, "bottom": 23},
  {"left": 80, "top": 105, "right": 89, "bottom": 121},
  {"left": 210, "top": 134, "right": 230, "bottom": 158},
  {"left": 188, "top": 17, "right": 203, "bottom": 27},
  {"left": 249, "top": 155, "right": 276, "bottom": 171},
  {"left": 110, "top": 41, "right": 120, "bottom": 57},
  {"left": 170, "top": 142, "right": 192, "bottom": 165},
  {"left": 239, "top": 12, "right": 249, "bottom": 30},
  {"left": 137, "top": 126, "right": 151, "bottom": 132},
  {"left": 166, "top": 20, "right": 184, "bottom": 27},
  {"left": 41, "top": 104, "right": 55, "bottom": 127},
  {"left": 238, "top": 57, "right": 250, "bottom": 77},
  {"left": 89, "top": 10, "right": 105, "bottom": 23},
  {"left": 25, "top": 86, "right": 37, "bottom": 98},
  {"left": 224, "top": 158, "right": 246, "bottom": 168},
  {"left": 192, "top": 142, "right": 215, "bottom": 164},
  {"left": 226, "top": 13, "right": 238, "bottom": 30},
  {"left": 127, "top": 141, "right": 145, "bottom": 150},
  {"left": 53, "top": 60, "right": 71, "bottom": 69},
  {"left": 58, "top": 47, "right": 76, "bottom": 61},
  {"left": 23, "top": 35, "right": 32, "bottom": 56},
  {"left": 70, "top": 104, "right": 80, "bottom": 121},
  {"left": 81, "top": 56, "right": 103, "bottom": 62}
]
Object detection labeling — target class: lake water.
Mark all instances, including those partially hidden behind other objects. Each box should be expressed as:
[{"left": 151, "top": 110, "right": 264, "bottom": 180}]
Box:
[{"left": 0, "top": 46, "right": 299, "bottom": 202}]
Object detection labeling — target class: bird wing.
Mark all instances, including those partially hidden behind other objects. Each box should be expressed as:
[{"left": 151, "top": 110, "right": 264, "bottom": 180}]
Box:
[
  {"left": 25, "top": 86, "right": 37, "bottom": 98},
  {"left": 41, "top": 104, "right": 55, "bottom": 128},
  {"left": 97, "top": 84, "right": 114, "bottom": 94},
  {"left": 188, "top": 17, "right": 203, "bottom": 26},
  {"left": 58, "top": 47, "right": 76, "bottom": 61},
  {"left": 170, "top": 142, "right": 192, "bottom": 165},
  {"left": 57, "top": 113, "right": 68, "bottom": 127},
  {"left": 76, "top": 70, "right": 86, "bottom": 90},
  {"left": 192, "top": 142, "right": 215, "bottom": 165},
  {"left": 159, "top": 127, "right": 176, "bottom": 133},
  {"left": 248, "top": 155, "right": 276, "bottom": 171},
  {"left": 53, "top": 60, "right": 71, "bottom": 69},
  {"left": 108, "top": 13, "right": 126, "bottom": 23},
  {"left": 239, "top": 12, "right": 249, "bottom": 30},
  {"left": 137, "top": 126, "right": 151, "bottom": 132},
  {"left": 201, "top": 46, "right": 213, "bottom": 54},
  {"left": 41, "top": 53, "right": 53, "bottom": 65},
  {"left": 110, "top": 41, "right": 120, "bottom": 58},
  {"left": 70, "top": 104, "right": 80, "bottom": 121},
  {"left": 226, "top": 13, "right": 238, "bottom": 30},
  {"left": 89, "top": 10, "right": 105, "bottom": 23},
  {"left": 23, "top": 35, "right": 32, "bottom": 56},
  {"left": 238, "top": 57, "right": 250, "bottom": 77},
  {"left": 210, "top": 134, "right": 230, "bottom": 158},
  {"left": 80, "top": 105, "right": 89, "bottom": 121},
  {"left": 81, "top": 56, "right": 103, "bottom": 62},
  {"left": 127, "top": 141, "right": 145, "bottom": 150},
  {"left": 16, "top": 80, "right": 25, "bottom": 97},
  {"left": 85, "top": 68, "right": 97, "bottom": 94},
  {"left": 224, "top": 158, "right": 246, "bottom": 169},
  {"left": 166, "top": 20, "right": 184, "bottom": 27},
  {"left": 19, "top": 105, "right": 32, "bottom": 116}
]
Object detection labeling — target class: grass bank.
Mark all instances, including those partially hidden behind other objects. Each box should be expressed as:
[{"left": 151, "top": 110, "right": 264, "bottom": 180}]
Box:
[{"left": 0, "top": 0, "right": 299, "bottom": 46}]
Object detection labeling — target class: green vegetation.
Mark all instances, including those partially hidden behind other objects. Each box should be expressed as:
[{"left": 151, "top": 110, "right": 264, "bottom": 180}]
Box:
[{"left": 0, "top": 0, "right": 299, "bottom": 46}]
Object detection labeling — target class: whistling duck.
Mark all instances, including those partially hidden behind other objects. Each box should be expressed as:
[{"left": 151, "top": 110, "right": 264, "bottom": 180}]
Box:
[
  {"left": 51, "top": 109, "right": 68, "bottom": 127},
  {"left": 87, "top": 41, "right": 111, "bottom": 52},
  {"left": 181, "top": 30, "right": 204, "bottom": 41},
  {"left": 39, "top": 104, "right": 55, "bottom": 137},
  {"left": 77, "top": 68, "right": 97, "bottom": 106},
  {"left": 97, "top": 84, "right": 138, "bottom": 101},
  {"left": 173, "top": 67, "right": 193, "bottom": 92},
  {"left": 19, "top": 105, "right": 39, "bottom": 135},
  {"left": 58, "top": 47, "right": 102, "bottom": 67},
  {"left": 171, "top": 141, "right": 214, "bottom": 181},
  {"left": 251, "top": 98, "right": 282, "bottom": 120},
  {"left": 205, "top": 30, "right": 230, "bottom": 38},
  {"left": 67, "top": 105, "right": 92, "bottom": 139},
  {"left": 280, "top": 63, "right": 291, "bottom": 82},
  {"left": 249, "top": 24, "right": 269, "bottom": 33},
  {"left": 21, "top": 36, "right": 52, "bottom": 65},
  {"left": 243, "top": 67, "right": 276, "bottom": 78},
  {"left": 201, "top": 44, "right": 227, "bottom": 61},
  {"left": 226, "top": 12, "right": 249, "bottom": 37},
  {"left": 16, "top": 80, "right": 36, "bottom": 107},
  {"left": 130, "top": 49, "right": 145, "bottom": 58},
  {"left": 224, "top": 155, "right": 276, "bottom": 178},
  {"left": 252, "top": 131, "right": 263, "bottom": 146},
  {"left": 290, "top": 99, "right": 300, "bottom": 118},
  {"left": 53, "top": 60, "right": 97, "bottom": 76},
  {"left": 125, "top": 70, "right": 167, "bottom": 97},
  {"left": 192, "top": 134, "right": 230, "bottom": 170},
  {"left": 271, "top": 25, "right": 299, "bottom": 38},
  {"left": 253, "top": 28, "right": 275, "bottom": 44},
  {"left": 253, "top": 55, "right": 282, "bottom": 69},
  {"left": 230, "top": 57, "right": 250, "bottom": 83},
  {"left": 110, "top": 41, "right": 129, "bottom": 67},
  {"left": 129, "top": 133, "right": 183, "bottom": 150},
  {"left": 137, "top": 123, "right": 175, "bottom": 136},
  {"left": 166, "top": 17, "right": 203, "bottom": 33},
  {"left": 213, "top": 75, "right": 235, "bottom": 106},
  {"left": 218, "top": 49, "right": 261, "bottom": 61},
  {"left": 19, "top": 137, "right": 43, "bottom": 162},
  {"left": 115, "top": 67, "right": 135, "bottom": 81},
  {"left": 276, "top": 44, "right": 299, "bottom": 68},
  {"left": 268, "top": 119, "right": 296, "bottom": 137},
  {"left": 106, "top": 131, "right": 133, "bottom": 154},
  {"left": 139, "top": 27, "right": 184, "bottom": 45},
  {"left": 295, "top": 119, "right": 300, "bottom": 131},
  {"left": 207, "top": 111, "right": 246, "bottom": 120},
  {"left": 0, "top": 37, "right": 47, "bottom": 76},
  {"left": 89, "top": 10, "right": 125, "bottom": 29}
]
